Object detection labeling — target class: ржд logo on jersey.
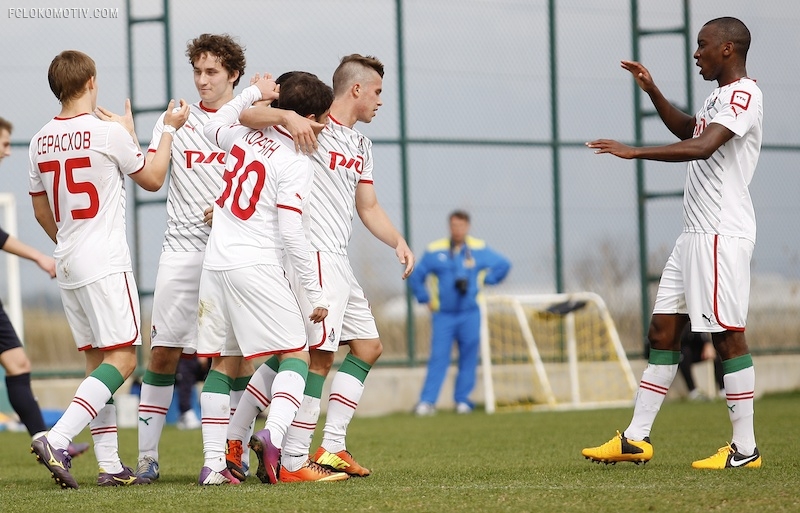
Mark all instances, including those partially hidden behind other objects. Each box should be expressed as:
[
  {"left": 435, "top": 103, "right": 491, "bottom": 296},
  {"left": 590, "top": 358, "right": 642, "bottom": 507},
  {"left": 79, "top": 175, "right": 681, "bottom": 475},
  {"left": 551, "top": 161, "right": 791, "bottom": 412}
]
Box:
[
  {"left": 184, "top": 150, "right": 226, "bottom": 169},
  {"left": 328, "top": 151, "right": 364, "bottom": 175}
]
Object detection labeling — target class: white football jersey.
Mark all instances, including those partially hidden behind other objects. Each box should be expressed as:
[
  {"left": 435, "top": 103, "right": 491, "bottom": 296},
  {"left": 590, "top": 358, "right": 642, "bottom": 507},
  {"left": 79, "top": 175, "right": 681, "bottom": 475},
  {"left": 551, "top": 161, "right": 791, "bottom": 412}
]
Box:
[
  {"left": 202, "top": 86, "right": 323, "bottom": 307},
  {"left": 148, "top": 102, "right": 227, "bottom": 251},
  {"left": 28, "top": 113, "right": 145, "bottom": 289},
  {"left": 683, "top": 78, "right": 762, "bottom": 243},
  {"left": 308, "top": 115, "right": 374, "bottom": 255}
]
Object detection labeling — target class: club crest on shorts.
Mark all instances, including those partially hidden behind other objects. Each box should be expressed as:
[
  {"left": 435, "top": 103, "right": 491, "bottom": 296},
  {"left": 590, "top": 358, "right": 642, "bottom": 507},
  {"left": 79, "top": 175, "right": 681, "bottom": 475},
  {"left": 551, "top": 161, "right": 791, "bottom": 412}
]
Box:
[
  {"left": 328, "top": 328, "right": 336, "bottom": 343},
  {"left": 151, "top": 325, "right": 158, "bottom": 340}
]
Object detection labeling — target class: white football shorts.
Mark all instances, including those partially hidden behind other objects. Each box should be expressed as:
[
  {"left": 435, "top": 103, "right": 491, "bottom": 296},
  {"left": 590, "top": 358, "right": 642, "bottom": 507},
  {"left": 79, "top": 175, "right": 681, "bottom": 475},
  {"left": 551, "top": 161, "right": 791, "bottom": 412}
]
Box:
[
  {"left": 150, "top": 251, "right": 204, "bottom": 353},
  {"left": 60, "top": 271, "right": 143, "bottom": 350},
  {"left": 196, "top": 264, "right": 308, "bottom": 359},
  {"left": 653, "top": 232, "right": 753, "bottom": 333},
  {"left": 286, "top": 251, "right": 379, "bottom": 352}
]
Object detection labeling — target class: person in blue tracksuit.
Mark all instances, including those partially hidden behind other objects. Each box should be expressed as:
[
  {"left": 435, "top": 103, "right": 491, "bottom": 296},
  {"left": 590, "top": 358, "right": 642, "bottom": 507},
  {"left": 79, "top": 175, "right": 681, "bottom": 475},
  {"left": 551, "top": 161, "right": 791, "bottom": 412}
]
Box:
[{"left": 409, "top": 210, "right": 510, "bottom": 415}]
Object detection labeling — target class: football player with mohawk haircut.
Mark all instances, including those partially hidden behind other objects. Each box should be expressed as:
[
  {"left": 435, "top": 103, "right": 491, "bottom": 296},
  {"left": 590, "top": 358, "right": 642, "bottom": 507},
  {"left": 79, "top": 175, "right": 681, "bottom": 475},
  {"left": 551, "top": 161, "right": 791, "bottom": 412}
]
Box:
[{"left": 237, "top": 54, "right": 415, "bottom": 481}]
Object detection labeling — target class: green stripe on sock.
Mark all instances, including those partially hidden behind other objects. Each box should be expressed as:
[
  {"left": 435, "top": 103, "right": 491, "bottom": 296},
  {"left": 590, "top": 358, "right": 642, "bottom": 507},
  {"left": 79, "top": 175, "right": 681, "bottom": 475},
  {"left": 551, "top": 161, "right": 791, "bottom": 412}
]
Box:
[
  {"left": 304, "top": 372, "right": 325, "bottom": 399},
  {"left": 264, "top": 356, "right": 280, "bottom": 373},
  {"left": 90, "top": 363, "right": 125, "bottom": 393},
  {"left": 339, "top": 353, "right": 371, "bottom": 383},
  {"left": 279, "top": 357, "right": 309, "bottom": 381},
  {"left": 143, "top": 370, "right": 176, "bottom": 387},
  {"left": 723, "top": 354, "right": 753, "bottom": 374},
  {"left": 648, "top": 349, "right": 681, "bottom": 365},
  {"left": 202, "top": 370, "right": 234, "bottom": 394},
  {"left": 233, "top": 376, "right": 251, "bottom": 392}
]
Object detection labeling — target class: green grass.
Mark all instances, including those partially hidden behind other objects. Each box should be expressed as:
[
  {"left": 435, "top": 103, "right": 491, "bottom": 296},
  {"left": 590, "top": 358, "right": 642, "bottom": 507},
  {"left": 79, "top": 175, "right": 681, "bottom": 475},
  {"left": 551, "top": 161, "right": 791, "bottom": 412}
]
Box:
[{"left": 2, "top": 392, "right": 799, "bottom": 513}]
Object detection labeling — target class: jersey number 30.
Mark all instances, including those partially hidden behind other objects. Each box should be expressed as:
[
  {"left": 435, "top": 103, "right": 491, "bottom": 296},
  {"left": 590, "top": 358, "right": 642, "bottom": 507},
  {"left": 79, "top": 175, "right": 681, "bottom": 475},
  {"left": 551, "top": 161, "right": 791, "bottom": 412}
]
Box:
[{"left": 215, "top": 144, "right": 265, "bottom": 221}]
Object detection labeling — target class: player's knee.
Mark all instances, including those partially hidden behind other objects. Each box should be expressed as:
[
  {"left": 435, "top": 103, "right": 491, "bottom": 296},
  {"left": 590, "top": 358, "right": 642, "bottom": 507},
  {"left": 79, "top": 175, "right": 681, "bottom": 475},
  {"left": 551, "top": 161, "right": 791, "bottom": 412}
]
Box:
[
  {"left": 309, "top": 349, "right": 335, "bottom": 375},
  {"left": 350, "top": 338, "right": 382, "bottom": 364},
  {"left": 0, "top": 347, "right": 32, "bottom": 375},
  {"left": 712, "top": 331, "right": 749, "bottom": 359},
  {"left": 147, "top": 346, "right": 183, "bottom": 374}
]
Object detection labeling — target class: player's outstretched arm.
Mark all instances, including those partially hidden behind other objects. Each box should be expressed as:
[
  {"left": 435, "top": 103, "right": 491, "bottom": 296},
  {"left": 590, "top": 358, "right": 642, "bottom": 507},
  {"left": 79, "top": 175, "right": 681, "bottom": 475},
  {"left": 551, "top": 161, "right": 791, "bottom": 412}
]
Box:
[
  {"left": 0, "top": 233, "right": 56, "bottom": 278},
  {"left": 621, "top": 60, "right": 695, "bottom": 140},
  {"left": 587, "top": 122, "right": 734, "bottom": 162},
  {"left": 355, "top": 183, "right": 415, "bottom": 279}
]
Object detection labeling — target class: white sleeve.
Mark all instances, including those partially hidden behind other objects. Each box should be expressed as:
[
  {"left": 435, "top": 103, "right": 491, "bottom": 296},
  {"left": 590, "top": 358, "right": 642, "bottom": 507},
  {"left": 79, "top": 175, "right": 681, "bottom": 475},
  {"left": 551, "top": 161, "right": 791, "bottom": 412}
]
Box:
[
  {"left": 202, "top": 85, "right": 262, "bottom": 152},
  {"left": 147, "top": 112, "right": 167, "bottom": 153},
  {"left": 106, "top": 122, "right": 146, "bottom": 176},
  {"left": 277, "top": 162, "right": 327, "bottom": 309}
]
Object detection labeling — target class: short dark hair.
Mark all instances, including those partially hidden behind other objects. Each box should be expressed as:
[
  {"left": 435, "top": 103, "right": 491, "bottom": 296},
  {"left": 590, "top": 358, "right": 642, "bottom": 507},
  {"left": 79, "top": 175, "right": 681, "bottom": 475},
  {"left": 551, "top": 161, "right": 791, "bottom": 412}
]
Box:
[
  {"left": 271, "top": 71, "right": 315, "bottom": 107},
  {"left": 705, "top": 17, "right": 751, "bottom": 57},
  {"left": 449, "top": 210, "right": 470, "bottom": 223},
  {"left": 186, "top": 33, "right": 246, "bottom": 87},
  {"left": 0, "top": 117, "right": 12, "bottom": 134},
  {"left": 276, "top": 73, "right": 334, "bottom": 120}
]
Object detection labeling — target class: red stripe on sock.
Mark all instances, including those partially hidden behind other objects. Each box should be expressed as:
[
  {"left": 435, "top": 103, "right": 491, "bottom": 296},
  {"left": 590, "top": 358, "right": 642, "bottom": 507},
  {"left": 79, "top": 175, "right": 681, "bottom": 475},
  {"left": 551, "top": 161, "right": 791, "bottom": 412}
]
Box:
[
  {"left": 138, "top": 405, "right": 169, "bottom": 415},
  {"left": 329, "top": 393, "right": 358, "bottom": 409},
  {"left": 639, "top": 382, "right": 668, "bottom": 396},
  {"left": 290, "top": 420, "right": 316, "bottom": 430},
  {"left": 90, "top": 426, "right": 118, "bottom": 435},
  {"left": 727, "top": 392, "right": 754, "bottom": 400},
  {"left": 74, "top": 396, "right": 98, "bottom": 417},
  {"left": 246, "top": 384, "right": 271, "bottom": 408},
  {"left": 272, "top": 392, "right": 301, "bottom": 408}
]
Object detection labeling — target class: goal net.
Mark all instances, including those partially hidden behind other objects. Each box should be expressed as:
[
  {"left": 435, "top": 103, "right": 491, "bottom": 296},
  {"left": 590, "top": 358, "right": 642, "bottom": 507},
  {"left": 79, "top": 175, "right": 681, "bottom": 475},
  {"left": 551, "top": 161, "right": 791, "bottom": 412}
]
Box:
[{"left": 480, "top": 292, "right": 637, "bottom": 413}]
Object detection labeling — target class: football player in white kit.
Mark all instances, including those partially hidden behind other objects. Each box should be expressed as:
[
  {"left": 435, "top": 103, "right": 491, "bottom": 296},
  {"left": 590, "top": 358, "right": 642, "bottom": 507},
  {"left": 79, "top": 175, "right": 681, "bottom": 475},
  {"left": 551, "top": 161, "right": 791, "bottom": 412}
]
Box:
[
  {"left": 195, "top": 72, "right": 336, "bottom": 485},
  {"left": 236, "top": 54, "right": 415, "bottom": 480},
  {"left": 582, "top": 17, "right": 763, "bottom": 470},
  {"left": 28, "top": 50, "right": 178, "bottom": 489},
  {"left": 94, "top": 34, "right": 323, "bottom": 482}
]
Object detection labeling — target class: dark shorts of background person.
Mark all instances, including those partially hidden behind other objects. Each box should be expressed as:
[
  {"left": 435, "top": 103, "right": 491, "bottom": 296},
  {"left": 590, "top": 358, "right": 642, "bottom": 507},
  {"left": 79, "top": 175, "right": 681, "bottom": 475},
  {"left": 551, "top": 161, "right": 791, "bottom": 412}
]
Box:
[{"left": 0, "top": 300, "right": 23, "bottom": 354}]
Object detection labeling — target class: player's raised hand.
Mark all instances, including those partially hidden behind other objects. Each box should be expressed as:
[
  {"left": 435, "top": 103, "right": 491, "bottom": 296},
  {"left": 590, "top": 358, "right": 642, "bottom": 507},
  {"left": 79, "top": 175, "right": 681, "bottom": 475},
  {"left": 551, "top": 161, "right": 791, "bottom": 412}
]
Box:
[
  {"left": 586, "top": 139, "right": 636, "bottom": 159},
  {"left": 396, "top": 241, "right": 415, "bottom": 279},
  {"left": 621, "top": 60, "right": 655, "bottom": 93},
  {"left": 164, "top": 99, "right": 190, "bottom": 130},
  {"left": 95, "top": 98, "right": 136, "bottom": 137},
  {"left": 250, "top": 73, "right": 280, "bottom": 103},
  {"left": 283, "top": 110, "right": 323, "bottom": 155}
]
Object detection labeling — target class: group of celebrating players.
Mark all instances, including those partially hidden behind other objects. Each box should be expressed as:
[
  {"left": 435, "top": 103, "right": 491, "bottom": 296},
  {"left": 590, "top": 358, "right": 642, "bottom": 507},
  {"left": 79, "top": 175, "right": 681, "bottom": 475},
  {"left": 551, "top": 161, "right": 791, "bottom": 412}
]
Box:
[
  {"left": 28, "top": 33, "right": 413, "bottom": 488},
  {"left": 26, "top": 13, "right": 764, "bottom": 490}
]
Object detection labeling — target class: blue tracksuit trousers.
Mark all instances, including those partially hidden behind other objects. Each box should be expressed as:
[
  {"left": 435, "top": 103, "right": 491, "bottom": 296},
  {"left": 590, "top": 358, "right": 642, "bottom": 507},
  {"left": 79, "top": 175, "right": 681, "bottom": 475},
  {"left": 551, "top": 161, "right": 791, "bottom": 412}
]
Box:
[{"left": 419, "top": 307, "right": 481, "bottom": 406}]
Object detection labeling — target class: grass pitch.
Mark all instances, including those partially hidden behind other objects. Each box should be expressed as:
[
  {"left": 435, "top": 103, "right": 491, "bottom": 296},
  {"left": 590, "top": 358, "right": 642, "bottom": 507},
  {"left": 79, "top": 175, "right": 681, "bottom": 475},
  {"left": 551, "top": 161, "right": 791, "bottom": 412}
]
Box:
[{"left": 1, "top": 391, "right": 798, "bottom": 513}]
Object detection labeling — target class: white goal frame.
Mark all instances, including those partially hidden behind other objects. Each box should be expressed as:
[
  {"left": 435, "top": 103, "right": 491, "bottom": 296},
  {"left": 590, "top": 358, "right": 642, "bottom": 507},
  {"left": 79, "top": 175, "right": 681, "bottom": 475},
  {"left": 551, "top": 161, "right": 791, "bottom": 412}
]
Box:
[
  {"left": 480, "top": 292, "right": 637, "bottom": 413},
  {"left": 0, "top": 193, "right": 24, "bottom": 340}
]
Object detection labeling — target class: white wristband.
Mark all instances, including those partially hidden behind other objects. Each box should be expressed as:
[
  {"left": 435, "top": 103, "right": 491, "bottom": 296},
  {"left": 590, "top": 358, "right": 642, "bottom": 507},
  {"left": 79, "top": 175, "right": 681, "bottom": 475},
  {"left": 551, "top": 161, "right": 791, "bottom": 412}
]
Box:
[{"left": 163, "top": 125, "right": 177, "bottom": 135}]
